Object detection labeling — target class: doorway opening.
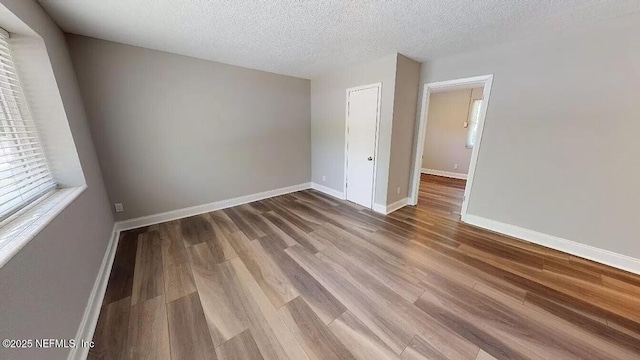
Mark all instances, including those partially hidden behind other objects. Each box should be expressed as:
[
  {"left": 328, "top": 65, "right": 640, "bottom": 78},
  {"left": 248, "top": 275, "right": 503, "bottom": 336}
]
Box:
[
  {"left": 410, "top": 75, "right": 493, "bottom": 219},
  {"left": 344, "top": 82, "right": 382, "bottom": 209}
]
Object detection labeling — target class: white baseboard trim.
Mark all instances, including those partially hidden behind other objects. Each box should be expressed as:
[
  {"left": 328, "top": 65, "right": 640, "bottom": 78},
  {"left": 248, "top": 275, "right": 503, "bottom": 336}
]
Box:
[
  {"left": 115, "top": 182, "right": 311, "bottom": 232},
  {"left": 68, "top": 226, "right": 121, "bottom": 360},
  {"left": 386, "top": 197, "right": 409, "bottom": 214},
  {"left": 372, "top": 203, "right": 386, "bottom": 214},
  {"left": 372, "top": 197, "right": 409, "bottom": 215},
  {"left": 463, "top": 214, "right": 640, "bottom": 275},
  {"left": 309, "top": 183, "right": 406, "bottom": 215},
  {"left": 309, "top": 182, "right": 408, "bottom": 215},
  {"left": 310, "top": 183, "right": 345, "bottom": 200},
  {"left": 421, "top": 168, "right": 468, "bottom": 180}
]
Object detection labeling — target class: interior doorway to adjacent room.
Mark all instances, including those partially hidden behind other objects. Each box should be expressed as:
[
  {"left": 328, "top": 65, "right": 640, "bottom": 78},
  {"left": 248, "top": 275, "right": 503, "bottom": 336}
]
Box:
[{"left": 410, "top": 75, "right": 493, "bottom": 219}]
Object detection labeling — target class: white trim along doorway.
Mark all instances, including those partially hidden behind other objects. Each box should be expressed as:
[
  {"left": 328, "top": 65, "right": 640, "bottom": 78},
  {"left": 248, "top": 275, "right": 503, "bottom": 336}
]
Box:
[{"left": 410, "top": 74, "right": 494, "bottom": 219}]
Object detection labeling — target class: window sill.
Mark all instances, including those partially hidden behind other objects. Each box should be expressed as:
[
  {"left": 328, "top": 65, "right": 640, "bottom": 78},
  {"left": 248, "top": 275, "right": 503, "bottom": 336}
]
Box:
[{"left": 0, "top": 185, "right": 87, "bottom": 268}]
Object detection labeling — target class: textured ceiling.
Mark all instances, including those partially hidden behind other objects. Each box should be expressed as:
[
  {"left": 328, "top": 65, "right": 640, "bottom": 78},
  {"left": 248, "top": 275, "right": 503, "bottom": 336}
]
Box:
[{"left": 38, "top": 0, "right": 640, "bottom": 79}]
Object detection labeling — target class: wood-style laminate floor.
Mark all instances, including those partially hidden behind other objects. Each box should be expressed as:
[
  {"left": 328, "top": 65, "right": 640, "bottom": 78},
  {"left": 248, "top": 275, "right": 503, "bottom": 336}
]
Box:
[{"left": 90, "top": 174, "right": 640, "bottom": 360}]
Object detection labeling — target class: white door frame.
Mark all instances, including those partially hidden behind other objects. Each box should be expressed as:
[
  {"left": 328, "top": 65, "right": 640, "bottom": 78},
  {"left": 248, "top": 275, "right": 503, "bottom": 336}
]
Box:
[
  {"left": 344, "top": 82, "right": 383, "bottom": 208},
  {"left": 410, "top": 74, "right": 494, "bottom": 219}
]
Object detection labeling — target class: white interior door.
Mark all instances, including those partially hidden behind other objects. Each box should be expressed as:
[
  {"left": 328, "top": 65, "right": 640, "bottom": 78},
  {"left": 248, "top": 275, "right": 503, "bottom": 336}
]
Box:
[{"left": 345, "top": 84, "right": 381, "bottom": 208}]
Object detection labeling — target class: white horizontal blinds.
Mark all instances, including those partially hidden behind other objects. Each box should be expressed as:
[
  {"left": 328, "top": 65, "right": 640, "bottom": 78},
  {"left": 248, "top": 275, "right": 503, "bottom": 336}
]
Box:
[
  {"left": 466, "top": 99, "right": 482, "bottom": 148},
  {"left": 0, "top": 30, "right": 55, "bottom": 221}
]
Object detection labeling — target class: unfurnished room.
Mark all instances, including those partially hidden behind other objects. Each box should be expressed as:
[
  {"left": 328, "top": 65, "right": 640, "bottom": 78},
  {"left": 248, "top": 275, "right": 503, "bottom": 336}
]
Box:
[{"left": 1, "top": 1, "right": 640, "bottom": 359}]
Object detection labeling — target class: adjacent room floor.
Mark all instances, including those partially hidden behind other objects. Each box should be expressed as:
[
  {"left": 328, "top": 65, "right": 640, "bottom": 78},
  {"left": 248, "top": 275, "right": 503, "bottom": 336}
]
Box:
[{"left": 91, "top": 174, "right": 640, "bottom": 360}]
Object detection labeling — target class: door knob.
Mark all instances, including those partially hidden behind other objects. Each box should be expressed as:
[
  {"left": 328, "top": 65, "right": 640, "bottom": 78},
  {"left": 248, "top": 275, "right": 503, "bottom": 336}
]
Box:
[{"left": 367, "top": 156, "right": 373, "bottom": 161}]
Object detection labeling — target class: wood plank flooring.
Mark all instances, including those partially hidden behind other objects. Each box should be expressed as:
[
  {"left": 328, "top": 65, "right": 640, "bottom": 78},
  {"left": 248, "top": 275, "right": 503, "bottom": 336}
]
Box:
[{"left": 90, "top": 174, "right": 640, "bottom": 359}]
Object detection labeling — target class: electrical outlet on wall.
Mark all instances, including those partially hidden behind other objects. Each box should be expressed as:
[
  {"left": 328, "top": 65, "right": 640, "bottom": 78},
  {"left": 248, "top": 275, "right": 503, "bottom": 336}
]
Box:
[
  {"left": 454, "top": 164, "right": 459, "bottom": 170},
  {"left": 114, "top": 203, "right": 124, "bottom": 213},
  {"left": 322, "top": 175, "right": 326, "bottom": 182},
  {"left": 396, "top": 187, "right": 401, "bottom": 194}
]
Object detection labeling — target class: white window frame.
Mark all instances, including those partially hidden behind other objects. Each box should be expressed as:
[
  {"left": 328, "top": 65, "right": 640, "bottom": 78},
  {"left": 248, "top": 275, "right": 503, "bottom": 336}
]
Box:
[
  {"left": 466, "top": 98, "right": 483, "bottom": 148},
  {"left": 0, "top": 19, "right": 89, "bottom": 269},
  {"left": 0, "top": 28, "right": 56, "bottom": 224}
]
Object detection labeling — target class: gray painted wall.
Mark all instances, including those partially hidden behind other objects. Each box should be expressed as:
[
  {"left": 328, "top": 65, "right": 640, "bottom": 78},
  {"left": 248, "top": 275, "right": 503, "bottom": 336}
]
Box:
[
  {"left": 311, "top": 53, "right": 397, "bottom": 207},
  {"left": 387, "top": 54, "right": 421, "bottom": 204},
  {"left": 422, "top": 87, "right": 483, "bottom": 175},
  {"left": 66, "top": 35, "right": 312, "bottom": 221},
  {"left": 0, "top": 1, "right": 114, "bottom": 360},
  {"left": 418, "top": 12, "right": 640, "bottom": 259}
]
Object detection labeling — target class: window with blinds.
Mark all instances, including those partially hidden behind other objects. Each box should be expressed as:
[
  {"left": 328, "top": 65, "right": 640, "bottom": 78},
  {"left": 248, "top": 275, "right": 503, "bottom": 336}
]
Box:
[
  {"left": 466, "top": 99, "right": 483, "bottom": 148},
  {"left": 0, "top": 30, "right": 55, "bottom": 222}
]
